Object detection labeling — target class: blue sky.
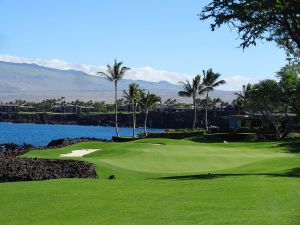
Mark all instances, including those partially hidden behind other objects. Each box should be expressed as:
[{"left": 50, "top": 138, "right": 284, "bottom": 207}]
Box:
[{"left": 0, "top": 0, "right": 287, "bottom": 90}]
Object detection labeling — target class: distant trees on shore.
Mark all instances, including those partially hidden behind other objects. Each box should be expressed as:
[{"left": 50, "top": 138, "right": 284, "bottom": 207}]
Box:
[
  {"left": 122, "top": 82, "right": 161, "bottom": 137},
  {"left": 178, "top": 69, "right": 226, "bottom": 131}
]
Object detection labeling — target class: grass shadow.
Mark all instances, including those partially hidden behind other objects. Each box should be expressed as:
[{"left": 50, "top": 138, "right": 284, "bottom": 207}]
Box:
[
  {"left": 187, "top": 136, "right": 224, "bottom": 143},
  {"left": 187, "top": 135, "right": 260, "bottom": 144},
  {"left": 158, "top": 168, "right": 300, "bottom": 180}
]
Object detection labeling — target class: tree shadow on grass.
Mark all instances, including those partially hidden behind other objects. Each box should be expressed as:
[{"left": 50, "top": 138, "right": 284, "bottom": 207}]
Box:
[
  {"left": 276, "top": 139, "right": 300, "bottom": 153},
  {"left": 158, "top": 168, "right": 300, "bottom": 180}
]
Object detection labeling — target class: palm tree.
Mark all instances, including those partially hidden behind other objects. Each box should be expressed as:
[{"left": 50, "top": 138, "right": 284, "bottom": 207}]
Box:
[
  {"left": 123, "top": 83, "right": 142, "bottom": 138},
  {"left": 97, "top": 60, "right": 130, "bottom": 137},
  {"left": 234, "top": 83, "right": 252, "bottom": 114},
  {"left": 140, "top": 91, "right": 161, "bottom": 136},
  {"left": 178, "top": 75, "right": 204, "bottom": 130},
  {"left": 203, "top": 69, "right": 226, "bottom": 132},
  {"left": 211, "top": 98, "right": 223, "bottom": 110}
]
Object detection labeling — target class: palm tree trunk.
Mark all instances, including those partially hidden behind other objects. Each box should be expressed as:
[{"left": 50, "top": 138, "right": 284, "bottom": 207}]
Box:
[
  {"left": 144, "top": 109, "right": 148, "bottom": 136},
  {"left": 114, "top": 82, "right": 119, "bottom": 137},
  {"left": 192, "top": 97, "right": 196, "bottom": 130},
  {"left": 132, "top": 103, "right": 136, "bottom": 138},
  {"left": 205, "top": 91, "right": 208, "bottom": 132}
]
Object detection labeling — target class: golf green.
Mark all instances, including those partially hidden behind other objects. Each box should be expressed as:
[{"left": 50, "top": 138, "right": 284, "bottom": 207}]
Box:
[{"left": 0, "top": 138, "right": 299, "bottom": 225}]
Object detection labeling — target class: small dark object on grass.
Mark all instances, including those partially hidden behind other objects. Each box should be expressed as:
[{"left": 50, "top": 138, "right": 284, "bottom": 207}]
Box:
[{"left": 108, "top": 175, "right": 116, "bottom": 180}]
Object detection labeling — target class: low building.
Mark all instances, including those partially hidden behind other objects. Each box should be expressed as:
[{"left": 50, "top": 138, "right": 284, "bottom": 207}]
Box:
[
  {"left": 80, "top": 106, "right": 97, "bottom": 113},
  {"left": 0, "top": 104, "right": 20, "bottom": 112},
  {"left": 51, "top": 105, "right": 96, "bottom": 114},
  {"left": 51, "top": 105, "right": 78, "bottom": 113},
  {"left": 19, "top": 106, "right": 36, "bottom": 112}
]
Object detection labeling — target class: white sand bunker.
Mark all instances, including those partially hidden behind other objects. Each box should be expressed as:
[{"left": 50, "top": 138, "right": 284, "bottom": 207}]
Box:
[
  {"left": 152, "top": 143, "right": 162, "bottom": 146},
  {"left": 60, "top": 149, "right": 100, "bottom": 158}
]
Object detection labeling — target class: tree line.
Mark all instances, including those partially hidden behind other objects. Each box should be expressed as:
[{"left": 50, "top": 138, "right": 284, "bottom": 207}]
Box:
[{"left": 233, "top": 64, "right": 300, "bottom": 139}]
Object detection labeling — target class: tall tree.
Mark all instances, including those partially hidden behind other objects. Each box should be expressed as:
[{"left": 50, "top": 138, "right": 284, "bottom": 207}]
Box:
[
  {"left": 277, "top": 64, "right": 300, "bottom": 111},
  {"left": 123, "top": 83, "right": 142, "bottom": 138},
  {"left": 277, "top": 64, "right": 300, "bottom": 125},
  {"left": 203, "top": 69, "right": 226, "bottom": 132},
  {"left": 247, "top": 80, "right": 285, "bottom": 139},
  {"left": 178, "top": 75, "right": 204, "bottom": 130},
  {"left": 200, "top": 0, "right": 300, "bottom": 60},
  {"left": 97, "top": 60, "right": 130, "bottom": 137},
  {"left": 139, "top": 91, "right": 161, "bottom": 136},
  {"left": 244, "top": 64, "right": 300, "bottom": 140}
]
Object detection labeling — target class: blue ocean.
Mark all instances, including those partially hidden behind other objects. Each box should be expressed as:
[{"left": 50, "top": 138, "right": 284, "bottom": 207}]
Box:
[{"left": 0, "top": 122, "right": 163, "bottom": 146}]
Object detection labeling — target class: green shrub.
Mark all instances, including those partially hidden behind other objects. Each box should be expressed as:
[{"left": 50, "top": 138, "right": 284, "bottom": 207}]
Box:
[
  {"left": 284, "top": 133, "right": 300, "bottom": 140},
  {"left": 165, "top": 129, "right": 205, "bottom": 134}
]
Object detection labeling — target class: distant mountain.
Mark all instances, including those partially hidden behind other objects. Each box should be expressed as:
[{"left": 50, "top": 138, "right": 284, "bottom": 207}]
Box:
[{"left": 0, "top": 61, "right": 235, "bottom": 102}]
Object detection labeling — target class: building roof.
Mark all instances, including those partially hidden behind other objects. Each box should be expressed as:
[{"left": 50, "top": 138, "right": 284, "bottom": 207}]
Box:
[{"left": 223, "top": 113, "right": 297, "bottom": 120}]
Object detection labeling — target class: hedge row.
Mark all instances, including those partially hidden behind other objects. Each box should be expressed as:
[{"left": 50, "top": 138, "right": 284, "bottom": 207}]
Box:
[
  {"left": 204, "top": 133, "right": 257, "bottom": 141},
  {"left": 147, "top": 131, "right": 204, "bottom": 139},
  {"left": 145, "top": 132, "right": 258, "bottom": 141},
  {"left": 112, "top": 136, "right": 137, "bottom": 142},
  {"left": 0, "top": 157, "right": 97, "bottom": 182}
]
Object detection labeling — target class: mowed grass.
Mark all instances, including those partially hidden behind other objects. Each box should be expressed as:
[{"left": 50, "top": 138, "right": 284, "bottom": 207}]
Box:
[{"left": 0, "top": 138, "right": 299, "bottom": 225}]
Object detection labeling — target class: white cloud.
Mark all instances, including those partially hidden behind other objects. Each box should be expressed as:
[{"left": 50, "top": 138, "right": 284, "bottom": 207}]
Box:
[
  {"left": 128, "top": 66, "right": 191, "bottom": 84},
  {"left": 222, "top": 75, "right": 258, "bottom": 91},
  {"left": 0, "top": 55, "right": 257, "bottom": 91},
  {"left": 0, "top": 55, "right": 103, "bottom": 75}
]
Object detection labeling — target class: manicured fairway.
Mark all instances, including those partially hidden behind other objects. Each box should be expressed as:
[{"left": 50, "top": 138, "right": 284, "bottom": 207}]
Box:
[{"left": 0, "top": 138, "right": 299, "bottom": 225}]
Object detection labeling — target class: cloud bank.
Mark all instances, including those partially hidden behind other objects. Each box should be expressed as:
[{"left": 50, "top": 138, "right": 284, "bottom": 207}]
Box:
[{"left": 0, "top": 55, "right": 257, "bottom": 91}]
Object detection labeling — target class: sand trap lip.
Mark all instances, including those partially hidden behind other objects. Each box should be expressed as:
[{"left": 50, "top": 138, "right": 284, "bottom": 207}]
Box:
[{"left": 60, "top": 149, "right": 100, "bottom": 158}]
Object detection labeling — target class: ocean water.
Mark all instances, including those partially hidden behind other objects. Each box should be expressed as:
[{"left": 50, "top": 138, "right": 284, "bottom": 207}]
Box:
[{"left": 0, "top": 122, "right": 164, "bottom": 146}]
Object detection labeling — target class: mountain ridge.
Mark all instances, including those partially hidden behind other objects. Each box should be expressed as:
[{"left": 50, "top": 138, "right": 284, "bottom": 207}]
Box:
[{"left": 0, "top": 61, "right": 235, "bottom": 102}]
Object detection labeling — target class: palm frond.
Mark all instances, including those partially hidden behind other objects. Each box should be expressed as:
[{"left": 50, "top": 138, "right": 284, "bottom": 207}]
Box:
[
  {"left": 122, "top": 90, "right": 131, "bottom": 101},
  {"left": 97, "top": 71, "right": 114, "bottom": 82},
  {"left": 211, "top": 79, "right": 226, "bottom": 88},
  {"left": 178, "top": 91, "right": 192, "bottom": 97}
]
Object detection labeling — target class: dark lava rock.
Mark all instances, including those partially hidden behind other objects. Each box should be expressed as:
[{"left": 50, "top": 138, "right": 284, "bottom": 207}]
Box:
[
  {"left": 0, "top": 157, "right": 97, "bottom": 182},
  {"left": 47, "top": 137, "right": 110, "bottom": 148}
]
